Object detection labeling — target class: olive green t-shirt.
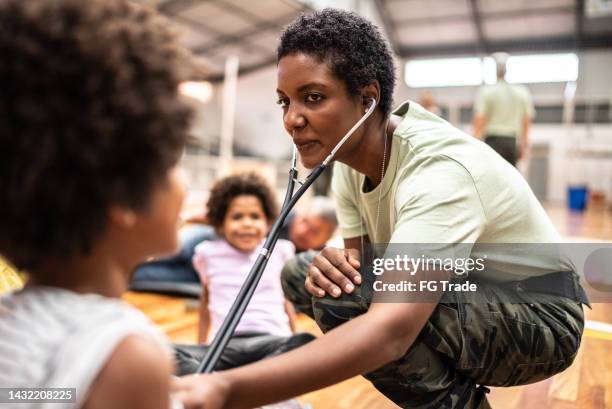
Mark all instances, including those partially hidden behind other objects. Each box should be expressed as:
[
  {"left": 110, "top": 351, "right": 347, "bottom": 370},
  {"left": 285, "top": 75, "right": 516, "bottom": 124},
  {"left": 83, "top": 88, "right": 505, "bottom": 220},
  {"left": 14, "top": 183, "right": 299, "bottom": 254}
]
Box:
[
  {"left": 332, "top": 101, "right": 567, "bottom": 281},
  {"left": 474, "top": 80, "right": 534, "bottom": 138}
]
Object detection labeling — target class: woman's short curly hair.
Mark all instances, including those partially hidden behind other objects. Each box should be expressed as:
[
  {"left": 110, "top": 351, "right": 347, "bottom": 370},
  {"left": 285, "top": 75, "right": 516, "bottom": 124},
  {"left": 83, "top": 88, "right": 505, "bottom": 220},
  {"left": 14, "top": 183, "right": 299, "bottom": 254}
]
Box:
[
  {"left": 206, "top": 173, "right": 278, "bottom": 229},
  {"left": 0, "top": 0, "right": 194, "bottom": 270},
  {"left": 277, "top": 8, "right": 396, "bottom": 116}
]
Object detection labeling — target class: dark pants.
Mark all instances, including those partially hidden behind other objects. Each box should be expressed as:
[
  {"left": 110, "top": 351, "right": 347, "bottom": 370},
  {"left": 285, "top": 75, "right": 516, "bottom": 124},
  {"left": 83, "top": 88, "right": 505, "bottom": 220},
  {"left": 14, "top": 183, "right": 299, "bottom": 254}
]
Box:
[
  {"left": 485, "top": 135, "right": 517, "bottom": 166},
  {"left": 174, "top": 332, "right": 316, "bottom": 376},
  {"left": 281, "top": 252, "right": 585, "bottom": 409}
]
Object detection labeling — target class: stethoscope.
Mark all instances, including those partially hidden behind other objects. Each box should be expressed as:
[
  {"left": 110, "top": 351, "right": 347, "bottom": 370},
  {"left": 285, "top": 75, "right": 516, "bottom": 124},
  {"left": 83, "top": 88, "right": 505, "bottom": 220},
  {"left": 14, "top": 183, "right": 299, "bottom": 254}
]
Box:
[{"left": 197, "top": 97, "right": 378, "bottom": 373}]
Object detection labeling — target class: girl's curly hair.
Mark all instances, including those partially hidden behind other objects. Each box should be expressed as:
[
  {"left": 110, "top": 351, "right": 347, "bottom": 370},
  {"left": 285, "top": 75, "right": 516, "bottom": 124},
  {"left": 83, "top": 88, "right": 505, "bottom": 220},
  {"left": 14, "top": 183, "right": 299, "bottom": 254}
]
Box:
[
  {"left": 206, "top": 173, "right": 278, "bottom": 229},
  {"left": 0, "top": 0, "right": 194, "bottom": 270}
]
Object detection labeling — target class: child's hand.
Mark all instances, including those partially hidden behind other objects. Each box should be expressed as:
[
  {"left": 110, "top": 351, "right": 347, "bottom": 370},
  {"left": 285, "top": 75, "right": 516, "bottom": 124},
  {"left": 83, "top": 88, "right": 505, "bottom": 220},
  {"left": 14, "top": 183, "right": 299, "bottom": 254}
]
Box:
[
  {"left": 171, "top": 373, "right": 230, "bottom": 409},
  {"left": 305, "top": 247, "right": 361, "bottom": 298}
]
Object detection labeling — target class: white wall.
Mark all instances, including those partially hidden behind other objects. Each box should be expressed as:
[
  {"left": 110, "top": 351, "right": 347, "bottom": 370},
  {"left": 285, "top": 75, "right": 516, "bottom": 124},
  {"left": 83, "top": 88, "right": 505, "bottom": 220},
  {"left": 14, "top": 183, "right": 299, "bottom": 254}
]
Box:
[
  {"left": 232, "top": 67, "right": 294, "bottom": 159},
  {"left": 185, "top": 64, "right": 292, "bottom": 159},
  {"left": 183, "top": 84, "right": 222, "bottom": 147},
  {"left": 576, "top": 50, "right": 612, "bottom": 101},
  {"left": 524, "top": 125, "right": 612, "bottom": 203}
]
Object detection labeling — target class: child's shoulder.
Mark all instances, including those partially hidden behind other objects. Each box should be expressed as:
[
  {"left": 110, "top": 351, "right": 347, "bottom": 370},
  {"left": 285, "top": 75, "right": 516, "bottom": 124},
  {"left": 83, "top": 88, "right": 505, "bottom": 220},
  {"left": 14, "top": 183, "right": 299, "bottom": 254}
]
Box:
[
  {"left": 83, "top": 333, "right": 173, "bottom": 409},
  {"left": 4, "top": 286, "right": 142, "bottom": 319},
  {"left": 1, "top": 286, "right": 167, "bottom": 349},
  {"left": 0, "top": 286, "right": 170, "bottom": 403}
]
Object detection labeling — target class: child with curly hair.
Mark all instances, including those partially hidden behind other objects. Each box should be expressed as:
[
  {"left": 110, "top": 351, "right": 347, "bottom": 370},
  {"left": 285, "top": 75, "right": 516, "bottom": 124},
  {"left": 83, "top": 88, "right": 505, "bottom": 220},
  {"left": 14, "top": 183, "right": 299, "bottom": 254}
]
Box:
[
  {"left": 0, "top": 0, "right": 194, "bottom": 407},
  {"left": 174, "top": 173, "right": 314, "bottom": 376}
]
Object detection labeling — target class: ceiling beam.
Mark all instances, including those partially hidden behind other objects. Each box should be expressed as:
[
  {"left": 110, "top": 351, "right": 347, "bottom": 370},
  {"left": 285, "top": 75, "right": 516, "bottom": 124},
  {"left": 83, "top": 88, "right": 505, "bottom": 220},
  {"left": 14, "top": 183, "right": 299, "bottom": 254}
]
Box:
[
  {"left": 213, "top": 0, "right": 266, "bottom": 24},
  {"left": 468, "top": 0, "right": 487, "bottom": 54},
  {"left": 174, "top": 15, "right": 272, "bottom": 56},
  {"left": 190, "top": 11, "right": 298, "bottom": 55},
  {"left": 157, "top": 1, "right": 307, "bottom": 82},
  {"left": 205, "top": 55, "right": 278, "bottom": 82},
  {"left": 156, "top": 0, "right": 309, "bottom": 82},
  {"left": 159, "top": 0, "right": 272, "bottom": 55},
  {"left": 576, "top": 0, "right": 585, "bottom": 48},
  {"left": 372, "top": 0, "right": 401, "bottom": 55},
  {"left": 399, "top": 34, "right": 612, "bottom": 58},
  {"left": 158, "top": 0, "right": 210, "bottom": 15},
  {"left": 395, "top": 13, "right": 470, "bottom": 27},
  {"left": 395, "top": 5, "right": 575, "bottom": 27}
]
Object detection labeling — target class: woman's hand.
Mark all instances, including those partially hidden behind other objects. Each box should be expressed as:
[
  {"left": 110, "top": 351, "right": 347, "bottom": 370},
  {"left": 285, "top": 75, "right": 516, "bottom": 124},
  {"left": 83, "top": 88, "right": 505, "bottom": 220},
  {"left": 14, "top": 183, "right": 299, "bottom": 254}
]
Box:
[
  {"left": 171, "top": 373, "right": 230, "bottom": 409},
  {"left": 305, "top": 247, "right": 361, "bottom": 298}
]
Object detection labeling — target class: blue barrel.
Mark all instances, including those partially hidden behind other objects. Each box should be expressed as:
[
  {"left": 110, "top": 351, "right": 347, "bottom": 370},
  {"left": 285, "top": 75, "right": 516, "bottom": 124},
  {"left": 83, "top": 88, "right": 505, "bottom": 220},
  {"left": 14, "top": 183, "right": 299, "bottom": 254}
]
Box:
[{"left": 567, "top": 185, "right": 588, "bottom": 211}]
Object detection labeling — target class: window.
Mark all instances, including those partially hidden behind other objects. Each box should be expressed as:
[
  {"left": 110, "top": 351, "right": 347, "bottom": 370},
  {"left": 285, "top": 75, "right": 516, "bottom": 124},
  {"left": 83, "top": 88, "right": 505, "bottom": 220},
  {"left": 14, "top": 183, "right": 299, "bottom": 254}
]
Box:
[
  {"left": 486, "top": 54, "right": 579, "bottom": 84},
  {"left": 405, "top": 53, "right": 579, "bottom": 88},
  {"left": 404, "top": 57, "right": 484, "bottom": 88},
  {"left": 179, "top": 81, "right": 213, "bottom": 103}
]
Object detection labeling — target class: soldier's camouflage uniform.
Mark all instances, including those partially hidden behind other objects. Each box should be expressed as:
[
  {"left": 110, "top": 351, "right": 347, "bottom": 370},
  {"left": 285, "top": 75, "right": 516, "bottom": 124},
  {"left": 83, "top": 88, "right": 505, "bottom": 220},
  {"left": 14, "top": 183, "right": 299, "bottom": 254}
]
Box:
[{"left": 281, "top": 251, "right": 585, "bottom": 409}]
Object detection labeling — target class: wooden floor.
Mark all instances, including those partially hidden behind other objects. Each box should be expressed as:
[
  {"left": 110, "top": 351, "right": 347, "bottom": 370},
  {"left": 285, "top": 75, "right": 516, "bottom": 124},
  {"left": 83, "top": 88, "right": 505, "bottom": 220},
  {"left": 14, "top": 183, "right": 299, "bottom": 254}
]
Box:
[{"left": 124, "top": 202, "right": 612, "bottom": 409}]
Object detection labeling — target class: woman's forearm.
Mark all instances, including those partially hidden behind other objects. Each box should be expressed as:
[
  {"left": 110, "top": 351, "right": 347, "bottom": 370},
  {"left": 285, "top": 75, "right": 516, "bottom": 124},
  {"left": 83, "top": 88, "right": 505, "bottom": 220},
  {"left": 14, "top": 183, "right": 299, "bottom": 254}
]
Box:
[{"left": 220, "top": 306, "right": 420, "bottom": 409}]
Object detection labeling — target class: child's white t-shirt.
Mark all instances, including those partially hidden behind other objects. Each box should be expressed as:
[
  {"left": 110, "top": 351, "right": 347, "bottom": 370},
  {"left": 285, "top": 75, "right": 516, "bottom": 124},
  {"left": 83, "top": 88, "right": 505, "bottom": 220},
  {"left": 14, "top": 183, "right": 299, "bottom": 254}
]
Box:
[{"left": 0, "top": 286, "right": 177, "bottom": 409}]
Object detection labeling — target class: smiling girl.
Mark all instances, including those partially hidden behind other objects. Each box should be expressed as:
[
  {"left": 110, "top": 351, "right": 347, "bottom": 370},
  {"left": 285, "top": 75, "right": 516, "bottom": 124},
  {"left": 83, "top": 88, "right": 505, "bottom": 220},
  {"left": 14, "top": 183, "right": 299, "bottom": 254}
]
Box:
[
  {"left": 173, "top": 173, "right": 314, "bottom": 376},
  {"left": 194, "top": 173, "right": 295, "bottom": 343}
]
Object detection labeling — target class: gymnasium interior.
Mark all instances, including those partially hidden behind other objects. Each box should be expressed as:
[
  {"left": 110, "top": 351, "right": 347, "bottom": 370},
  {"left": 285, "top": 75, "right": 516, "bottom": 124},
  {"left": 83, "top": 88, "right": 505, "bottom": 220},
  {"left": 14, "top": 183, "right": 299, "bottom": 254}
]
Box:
[{"left": 1, "top": 0, "right": 611, "bottom": 408}]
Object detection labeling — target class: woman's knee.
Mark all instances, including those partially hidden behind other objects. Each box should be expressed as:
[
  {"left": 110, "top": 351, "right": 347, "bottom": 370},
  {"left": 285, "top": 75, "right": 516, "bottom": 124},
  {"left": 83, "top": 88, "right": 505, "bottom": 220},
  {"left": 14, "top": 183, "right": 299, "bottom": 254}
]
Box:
[
  {"left": 548, "top": 300, "right": 585, "bottom": 363},
  {"left": 312, "top": 291, "right": 368, "bottom": 332},
  {"left": 461, "top": 299, "right": 585, "bottom": 386}
]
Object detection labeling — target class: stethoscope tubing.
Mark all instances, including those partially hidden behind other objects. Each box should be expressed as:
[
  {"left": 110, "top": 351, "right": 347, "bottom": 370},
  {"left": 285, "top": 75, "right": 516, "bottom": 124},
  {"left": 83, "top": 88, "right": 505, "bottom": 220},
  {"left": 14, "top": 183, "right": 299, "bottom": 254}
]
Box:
[{"left": 197, "top": 98, "right": 377, "bottom": 373}]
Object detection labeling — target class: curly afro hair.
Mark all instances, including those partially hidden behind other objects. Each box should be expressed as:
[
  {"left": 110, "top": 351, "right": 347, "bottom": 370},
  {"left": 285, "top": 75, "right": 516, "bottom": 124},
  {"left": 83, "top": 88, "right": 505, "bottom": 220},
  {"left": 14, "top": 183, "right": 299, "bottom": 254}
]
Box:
[
  {"left": 0, "top": 0, "right": 194, "bottom": 271},
  {"left": 277, "top": 8, "right": 396, "bottom": 117},
  {"left": 206, "top": 173, "right": 278, "bottom": 230}
]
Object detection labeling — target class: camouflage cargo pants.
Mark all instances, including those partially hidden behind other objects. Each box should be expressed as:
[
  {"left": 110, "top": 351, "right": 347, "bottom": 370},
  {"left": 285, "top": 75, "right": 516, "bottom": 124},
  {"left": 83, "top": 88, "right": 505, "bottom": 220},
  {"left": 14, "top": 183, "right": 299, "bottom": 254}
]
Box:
[{"left": 281, "top": 251, "right": 585, "bottom": 409}]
